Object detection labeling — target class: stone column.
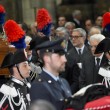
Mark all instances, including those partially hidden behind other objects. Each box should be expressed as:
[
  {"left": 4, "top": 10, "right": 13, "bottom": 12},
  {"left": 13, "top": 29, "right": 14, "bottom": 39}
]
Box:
[{"left": 22, "top": 0, "right": 35, "bottom": 25}]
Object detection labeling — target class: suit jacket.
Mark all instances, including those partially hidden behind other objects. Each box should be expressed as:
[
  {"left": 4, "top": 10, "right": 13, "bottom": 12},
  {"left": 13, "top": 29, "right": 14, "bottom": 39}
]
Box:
[
  {"left": 65, "top": 45, "right": 92, "bottom": 94},
  {"left": 79, "top": 54, "right": 108, "bottom": 88},
  {"left": 67, "top": 40, "right": 73, "bottom": 52},
  {"left": 30, "top": 70, "right": 72, "bottom": 110}
]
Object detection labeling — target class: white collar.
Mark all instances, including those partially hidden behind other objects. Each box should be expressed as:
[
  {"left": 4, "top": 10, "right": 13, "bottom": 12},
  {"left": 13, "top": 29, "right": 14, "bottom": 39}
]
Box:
[
  {"left": 11, "top": 77, "right": 31, "bottom": 88},
  {"left": 75, "top": 45, "right": 85, "bottom": 54},
  {"left": 95, "top": 53, "right": 104, "bottom": 65},
  {"left": 11, "top": 77, "right": 24, "bottom": 86}
]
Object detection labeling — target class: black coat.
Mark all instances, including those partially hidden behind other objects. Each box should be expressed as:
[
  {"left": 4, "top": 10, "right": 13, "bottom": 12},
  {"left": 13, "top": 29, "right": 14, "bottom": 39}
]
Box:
[
  {"left": 0, "top": 77, "right": 30, "bottom": 110},
  {"left": 66, "top": 40, "right": 73, "bottom": 52},
  {"left": 30, "top": 70, "right": 72, "bottom": 110},
  {"left": 65, "top": 46, "right": 92, "bottom": 94},
  {"left": 79, "top": 54, "right": 108, "bottom": 88}
]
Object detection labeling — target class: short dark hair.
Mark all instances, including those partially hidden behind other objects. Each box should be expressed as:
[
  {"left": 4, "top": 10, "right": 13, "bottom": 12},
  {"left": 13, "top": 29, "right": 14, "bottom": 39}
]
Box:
[{"left": 39, "top": 51, "right": 52, "bottom": 65}]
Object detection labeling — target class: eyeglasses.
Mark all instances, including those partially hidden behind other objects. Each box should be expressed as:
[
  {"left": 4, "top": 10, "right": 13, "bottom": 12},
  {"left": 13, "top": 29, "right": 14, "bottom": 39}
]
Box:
[{"left": 71, "top": 35, "right": 82, "bottom": 39}]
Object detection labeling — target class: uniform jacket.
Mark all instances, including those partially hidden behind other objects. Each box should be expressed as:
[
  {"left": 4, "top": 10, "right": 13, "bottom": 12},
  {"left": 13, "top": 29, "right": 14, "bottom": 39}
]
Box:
[
  {"left": 30, "top": 70, "right": 72, "bottom": 110},
  {"left": 0, "top": 77, "right": 30, "bottom": 110}
]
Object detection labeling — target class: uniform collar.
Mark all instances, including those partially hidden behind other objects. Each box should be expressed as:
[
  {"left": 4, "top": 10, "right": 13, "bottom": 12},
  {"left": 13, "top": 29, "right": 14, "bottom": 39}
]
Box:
[
  {"left": 43, "top": 68, "right": 59, "bottom": 81},
  {"left": 11, "top": 77, "right": 24, "bottom": 86},
  {"left": 11, "top": 76, "right": 31, "bottom": 88}
]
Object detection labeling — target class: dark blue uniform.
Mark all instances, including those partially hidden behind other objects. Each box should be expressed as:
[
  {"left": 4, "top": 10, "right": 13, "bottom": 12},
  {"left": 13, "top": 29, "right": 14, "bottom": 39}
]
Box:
[{"left": 30, "top": 70, "right": 72, "bottom": 110}]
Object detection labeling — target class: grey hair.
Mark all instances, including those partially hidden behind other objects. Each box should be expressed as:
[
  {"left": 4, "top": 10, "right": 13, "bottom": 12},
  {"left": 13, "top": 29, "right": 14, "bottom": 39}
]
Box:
[
  {"left": 56, "top": 27, "right": 69, "bottom": 38},
  {"left": 90, "top": 34, "right": 105, "bottom": 42},
  {"left": 72, "top": 28, "right": 87, "bottom": 37},
  {"left": 56, "top": 27, "right": 67, "bottom": 33},
  {"left": 88, "top": 26, "right": 101, "bottom": 36},
  {"left": 65, "top": 22, "right": 75, "bottom": 28},
  {"left": 28, "top": 100, "right": 56, "bottom": 110},
  {"left": 72, "top": 10, "right": 81, "bottom": 17}
]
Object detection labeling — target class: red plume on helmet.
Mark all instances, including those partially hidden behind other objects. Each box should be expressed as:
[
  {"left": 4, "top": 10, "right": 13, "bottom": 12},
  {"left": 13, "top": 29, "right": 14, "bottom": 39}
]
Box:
[
  {"left": 102, "top": 12, "right": 110, "bottom": 38},
  {"left": 0, "top": 5, "right": 5, "bottom": 13},
  {"left": 102, "top": 12, "right": 110, "bottom": 27},
  {"left": 36, "top": 8, "right": 52, "bottom": 37},
  {"left": 0, "top": 4, "right": 6, "bottom": 27},
  {"left": 4, "top": 20, "right": 26, "bottom": 49},
  {"left": 4, "top": 20, "right": 25, "bottom": 42}
]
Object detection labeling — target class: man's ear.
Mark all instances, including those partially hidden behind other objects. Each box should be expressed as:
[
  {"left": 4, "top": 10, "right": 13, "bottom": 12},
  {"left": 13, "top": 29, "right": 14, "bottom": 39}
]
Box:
[{"left": 43, "top": 54, "right": 51, "bottom": 63}]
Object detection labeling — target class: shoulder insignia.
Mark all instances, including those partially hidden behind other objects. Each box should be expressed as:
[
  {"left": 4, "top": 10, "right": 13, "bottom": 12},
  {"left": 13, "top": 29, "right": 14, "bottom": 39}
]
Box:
[
  {"left": 38, "top": 78, "right": 42, "bottom": 82},
  {"left": 48, "top": 80, "right": 52, "bottom": 83},
  {"left": 36, "top": 74, "right": 43, "bottom": 82},
  {"left": 0, "top": 84, "right": 17, "bottom": 97}
]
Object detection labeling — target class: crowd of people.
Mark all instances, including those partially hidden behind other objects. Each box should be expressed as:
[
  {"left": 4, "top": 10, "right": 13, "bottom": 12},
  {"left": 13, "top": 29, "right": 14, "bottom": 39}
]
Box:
[{"left": 0, "top": 4, "right": 110, "bottom": 110}]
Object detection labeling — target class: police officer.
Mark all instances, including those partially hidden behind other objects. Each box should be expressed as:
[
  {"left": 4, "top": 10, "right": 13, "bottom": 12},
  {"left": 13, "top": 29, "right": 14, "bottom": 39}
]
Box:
[
  {"left": 30, "top": 38, "right": 72, "bottom": 110},
  {"left": 0, "top": 49, "right": 31, "bottom": 110}
]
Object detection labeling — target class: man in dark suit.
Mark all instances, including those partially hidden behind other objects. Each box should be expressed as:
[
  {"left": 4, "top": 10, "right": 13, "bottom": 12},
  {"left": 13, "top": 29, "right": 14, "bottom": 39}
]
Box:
[
  {"left": 72, "top": 10, "right": 83, "bottom": 28},
  {"left": 79, "top": 34, "right": 108, "bottom": 88},
  {"left": 30, "top": 38, "right": 72, "bottom": 110},
  {"left": 65, "top": 28, "right": 92, "bottom": 94}
]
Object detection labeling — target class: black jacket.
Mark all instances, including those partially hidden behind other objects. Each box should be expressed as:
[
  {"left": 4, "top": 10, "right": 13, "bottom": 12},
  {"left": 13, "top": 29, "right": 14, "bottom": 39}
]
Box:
[
  {"left": 79, "top": 54, "right": 108, "bottom": 88},
  {"left": 65, "top": 45, "right": 92, "bottom": 94}
]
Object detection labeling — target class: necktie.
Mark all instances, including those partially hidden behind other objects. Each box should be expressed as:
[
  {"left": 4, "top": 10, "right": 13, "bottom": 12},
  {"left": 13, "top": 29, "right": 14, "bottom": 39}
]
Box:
[
  {"left": 57, "top": 79, "right": 65, "bottom": 96},
  {"left": 78, "top": 49, "right": 81, "bottom": 55},
  {"left": 96, "top": 58, "right": 100, "bottom": 67}
]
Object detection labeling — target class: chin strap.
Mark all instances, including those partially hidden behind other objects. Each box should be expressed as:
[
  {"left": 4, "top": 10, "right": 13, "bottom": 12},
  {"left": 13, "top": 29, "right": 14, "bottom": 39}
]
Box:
[
  {"left": 15, "top": 64, "right": 24, "bottom": 79},
  {"left": 15, "top": 64, "right": 31, "bottom": 88}
]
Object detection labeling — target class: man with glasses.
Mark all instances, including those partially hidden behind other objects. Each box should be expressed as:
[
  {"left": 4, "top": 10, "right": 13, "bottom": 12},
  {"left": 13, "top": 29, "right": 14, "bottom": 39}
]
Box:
[
  {"left": 79, "top": 34, "right": 108, "bottom": 88},
  {"left": 65, "top": 28, "right": 92, "bottom": 94}
]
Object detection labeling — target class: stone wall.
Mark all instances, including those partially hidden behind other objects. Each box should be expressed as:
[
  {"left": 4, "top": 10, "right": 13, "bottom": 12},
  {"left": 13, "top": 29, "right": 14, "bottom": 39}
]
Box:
[{"left": 0, "top": 0, "right": 110, "bottom": 25}]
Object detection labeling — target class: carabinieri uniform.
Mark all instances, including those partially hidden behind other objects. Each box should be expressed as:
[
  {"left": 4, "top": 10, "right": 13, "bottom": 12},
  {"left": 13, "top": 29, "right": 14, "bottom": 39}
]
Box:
[{"left": 0, "top": 77, "right": 31, "bottom": 110}]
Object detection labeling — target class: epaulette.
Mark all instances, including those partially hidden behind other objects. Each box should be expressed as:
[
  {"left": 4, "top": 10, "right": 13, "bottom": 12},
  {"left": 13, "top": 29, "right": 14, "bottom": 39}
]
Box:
[
  {"left": 0, "top": 84, "right": 17, "bottom": 97},
  {"left": 36, "top": 74, "right": 55, "bottom": 85},
  {"left": 35, "top": 75, "right": 53, "bottom": 84}
]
